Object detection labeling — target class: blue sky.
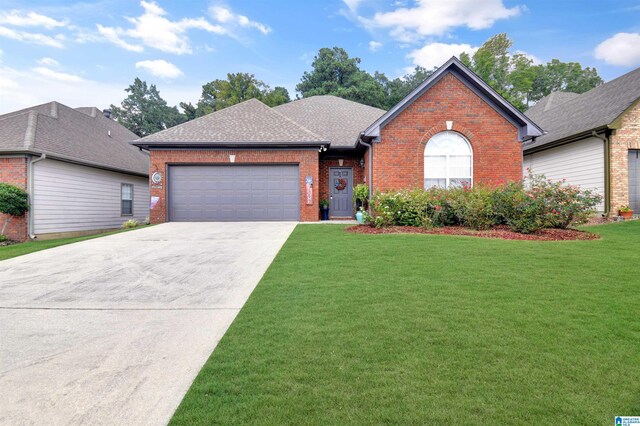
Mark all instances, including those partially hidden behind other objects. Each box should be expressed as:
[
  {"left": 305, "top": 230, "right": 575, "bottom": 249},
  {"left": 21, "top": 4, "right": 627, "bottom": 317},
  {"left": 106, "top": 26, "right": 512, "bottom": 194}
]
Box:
[{"left": 0, "top": 0, "right": 639, "bottom": 113}]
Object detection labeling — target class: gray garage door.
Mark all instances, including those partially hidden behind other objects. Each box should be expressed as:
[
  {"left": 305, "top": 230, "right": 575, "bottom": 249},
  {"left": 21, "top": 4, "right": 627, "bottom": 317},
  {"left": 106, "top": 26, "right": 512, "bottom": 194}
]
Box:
[
  {"left": 168, "top": 165, "right": 299, "bottom": 221},
  {"left": 630, "top": 150, "right": 640, "bottom": 213}
]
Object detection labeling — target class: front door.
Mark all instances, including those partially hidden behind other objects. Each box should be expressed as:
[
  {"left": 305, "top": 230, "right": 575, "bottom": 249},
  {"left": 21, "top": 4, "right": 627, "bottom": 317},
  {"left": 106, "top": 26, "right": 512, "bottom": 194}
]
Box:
[{"left": 329, "top": 167, "right": 353, "bottom": 217}]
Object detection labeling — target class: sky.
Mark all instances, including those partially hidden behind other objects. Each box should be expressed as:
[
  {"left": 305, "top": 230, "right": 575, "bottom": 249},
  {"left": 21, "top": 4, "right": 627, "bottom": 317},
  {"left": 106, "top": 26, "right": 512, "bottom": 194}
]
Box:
[{"left": 0, "top": 0, "right": 639, "bottom": 114}]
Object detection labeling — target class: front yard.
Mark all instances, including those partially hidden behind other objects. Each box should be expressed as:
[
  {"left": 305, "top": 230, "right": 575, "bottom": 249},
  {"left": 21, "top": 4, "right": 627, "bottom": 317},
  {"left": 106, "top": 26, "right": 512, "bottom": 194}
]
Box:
[{"left": 172, "top": 221, "right": 640, "bottom": 425}]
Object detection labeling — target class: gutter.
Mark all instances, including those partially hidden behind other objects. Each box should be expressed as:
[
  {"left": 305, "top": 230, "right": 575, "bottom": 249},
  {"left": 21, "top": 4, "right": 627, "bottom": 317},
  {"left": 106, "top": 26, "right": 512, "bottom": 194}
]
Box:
[
  {"left": 28, "top": 153, "right": 46, "bottom": 239},
  {"left": 358, "top": 133, "right": 374, "bottom": 208},
  {"left": 591, "top": 130, "right": 611, "bottom": 215},
  {"left": 523, "top": 126, "right": 609, "bottom": 155}
]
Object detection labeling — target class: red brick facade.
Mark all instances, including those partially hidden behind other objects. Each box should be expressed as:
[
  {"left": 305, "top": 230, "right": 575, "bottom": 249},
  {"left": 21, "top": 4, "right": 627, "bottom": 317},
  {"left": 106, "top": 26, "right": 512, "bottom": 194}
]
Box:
[
  {"left": 0, "top": 156, "right": 29, "bottom": 241},
  {"left": 149, "top": 149, "right": 320, "bottom": 223},
  {"left": 373, "top": 73, "right": 521, "bottom": 192}
]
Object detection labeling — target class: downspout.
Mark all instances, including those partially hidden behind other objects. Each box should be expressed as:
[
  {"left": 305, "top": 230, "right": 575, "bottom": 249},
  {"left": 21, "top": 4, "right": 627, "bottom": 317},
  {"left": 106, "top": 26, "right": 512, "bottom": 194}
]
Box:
[
  {"left": 591, "top": 130, "right": 611, "bottom": 216},
  {"left": 358, "top": 134, "right": 373, "bottom": 209},
  {"left": 28, "top": 153, "right": 46, "bottom": 239}
]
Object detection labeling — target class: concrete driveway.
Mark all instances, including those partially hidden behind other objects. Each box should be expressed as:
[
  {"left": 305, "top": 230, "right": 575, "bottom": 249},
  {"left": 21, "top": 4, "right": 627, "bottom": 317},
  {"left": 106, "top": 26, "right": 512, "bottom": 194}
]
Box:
[{"left": 0, "top": 222, "right": 296, "bottom": 425}]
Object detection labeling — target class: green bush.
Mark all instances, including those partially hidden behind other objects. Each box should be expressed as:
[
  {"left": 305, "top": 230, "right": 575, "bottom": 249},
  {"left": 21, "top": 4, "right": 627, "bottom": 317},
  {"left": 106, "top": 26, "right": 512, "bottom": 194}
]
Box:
[
  {"left": 0, "top": 183, "right": 29, "bottom": 236},
  {"left": 353, "top": 184, "right": 369, "bottom": 211},
  {"left": 122, "top": 219, "right": 139, "bottom": 229},
  {"left": 369, "top": 172, "right": 602, "bottom": 234},
  {"left": 0, "top": 234, "right": 7, "bottom": 243}
]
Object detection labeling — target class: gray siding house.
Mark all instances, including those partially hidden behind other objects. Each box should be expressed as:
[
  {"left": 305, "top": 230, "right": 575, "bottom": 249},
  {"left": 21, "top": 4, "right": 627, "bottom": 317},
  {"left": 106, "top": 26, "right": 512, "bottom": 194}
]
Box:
[{"left": 0, "top": 102, "right": 149, "bottom": 241}]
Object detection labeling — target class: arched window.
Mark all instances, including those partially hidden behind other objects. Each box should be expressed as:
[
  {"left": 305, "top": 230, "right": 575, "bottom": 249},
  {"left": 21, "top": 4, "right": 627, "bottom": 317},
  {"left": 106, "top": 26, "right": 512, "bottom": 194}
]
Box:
[{"left": 424, "top": 131, "right": 472, "bottom": 189}]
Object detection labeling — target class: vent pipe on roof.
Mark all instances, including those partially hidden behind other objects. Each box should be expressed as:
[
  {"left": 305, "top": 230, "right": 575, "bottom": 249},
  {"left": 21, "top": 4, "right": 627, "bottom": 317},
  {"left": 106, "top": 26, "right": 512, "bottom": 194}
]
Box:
[{"left": 103, "top": 109, "right": 112, "bottom": 119}]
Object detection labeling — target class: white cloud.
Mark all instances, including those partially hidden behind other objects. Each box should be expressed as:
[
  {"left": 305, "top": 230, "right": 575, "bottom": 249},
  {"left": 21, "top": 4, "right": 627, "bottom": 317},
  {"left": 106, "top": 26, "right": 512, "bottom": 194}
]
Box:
[
  {"left": 369, "top": 40, "right": 383, "bottom": 52},
  {"left": 209, "top": 6, "right": 271, "bottom": 34},
  {"left": 0, "top": 65, "right": 200, "bottom": 113},
  {"left": 135, "top": 59, "right": 183, "bottom": 79},
  {"left": 365, "top": 0, "right": 521, "bottom": 42},
  {"left": 37, "top": 57, "right": 60, "bottom": 67},
  {"left": 595, "top": 32, "right": 640, "bottom": 66},
  {"left": 408, "top": 42, "right": 478, "bottom": 70},
  {"left": 32, "top": 67, "right": 86, "bottom": 83},
  {"left": 0, "top": 25, "right": 65, "bottom": 48},
  {"left": 0, "top": 10, "right": 67, "bottom": 29},
  {"left": 343, "top": 0, "right": 363, "bottom": 13},
  {"left": 97, "top": 1, "right": 227, "bottom": 55}
]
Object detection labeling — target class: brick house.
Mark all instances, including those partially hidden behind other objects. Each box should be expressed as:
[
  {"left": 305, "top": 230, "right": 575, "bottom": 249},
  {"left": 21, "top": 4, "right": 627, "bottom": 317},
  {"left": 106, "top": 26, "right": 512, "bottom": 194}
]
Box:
[
  {"left": 0, "top": 102, "right": 149, "bottom": 241},
  {"left": 133, "top": 57, "right": 542, "bottom": 223},
  {"left": 524, "top": 66, "right": 640, "bottom": 216}
]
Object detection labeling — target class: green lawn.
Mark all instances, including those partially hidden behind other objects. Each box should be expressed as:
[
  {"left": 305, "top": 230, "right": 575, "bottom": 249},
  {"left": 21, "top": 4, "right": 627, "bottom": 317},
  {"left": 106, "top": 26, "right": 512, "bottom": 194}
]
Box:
[
  {"left": 0, "top": 226, "right": 147, "bottom": 261},
  {"left": 172, "top": 221, "right": 640, "bottom": 425}
]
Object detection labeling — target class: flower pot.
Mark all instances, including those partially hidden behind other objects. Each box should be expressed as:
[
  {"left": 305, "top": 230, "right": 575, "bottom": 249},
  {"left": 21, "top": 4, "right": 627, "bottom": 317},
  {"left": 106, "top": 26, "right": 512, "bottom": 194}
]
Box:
[
  {"left": 321, "top": 207, "right": 329, "bottom": 221},
  {"left": 619, "top": 210, "right": 633, "bottom": 219},
  {"left": 356, "top": 211, "right": 363, "bottom": 224}
]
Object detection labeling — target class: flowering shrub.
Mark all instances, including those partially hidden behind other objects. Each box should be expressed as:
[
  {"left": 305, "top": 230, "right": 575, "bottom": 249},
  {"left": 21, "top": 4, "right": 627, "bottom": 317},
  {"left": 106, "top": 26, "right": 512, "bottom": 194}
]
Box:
[
  {"left": 122, "top": 219, "right": 139, "bottom": 229},
  {"left": 369, "top": 172, "right": 601, "bottom": 234}
]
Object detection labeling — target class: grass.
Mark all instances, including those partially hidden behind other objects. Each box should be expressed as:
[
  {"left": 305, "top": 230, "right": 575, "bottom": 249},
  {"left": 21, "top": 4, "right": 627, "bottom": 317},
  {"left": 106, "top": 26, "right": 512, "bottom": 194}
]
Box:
[
  {"left": 171, "top": 221, "right": 640, "bottom": 425},
  {"left": 0, "top": 226, "right": 148, "bottom": 261}
]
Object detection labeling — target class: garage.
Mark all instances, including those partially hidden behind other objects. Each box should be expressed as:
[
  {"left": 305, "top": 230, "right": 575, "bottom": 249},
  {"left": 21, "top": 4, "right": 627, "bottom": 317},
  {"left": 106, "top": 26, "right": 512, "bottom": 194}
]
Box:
[{"left": 168, "top": 165, "right": 300, "bottom": 221}]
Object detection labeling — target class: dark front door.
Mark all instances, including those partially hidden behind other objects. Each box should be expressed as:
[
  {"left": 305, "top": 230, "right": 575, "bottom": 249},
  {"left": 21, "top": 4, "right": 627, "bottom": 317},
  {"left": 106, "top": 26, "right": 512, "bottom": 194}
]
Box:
[
  {"left": 329, "top": 167, "right": 353, "bottom": 217},
  {"left": 630, "top": 150, "right": 640, "bottom": 213}
]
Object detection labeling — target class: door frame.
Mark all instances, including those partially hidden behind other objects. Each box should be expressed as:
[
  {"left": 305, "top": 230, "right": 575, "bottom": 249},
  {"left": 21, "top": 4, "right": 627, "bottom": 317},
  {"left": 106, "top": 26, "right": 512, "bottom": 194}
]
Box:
[{"left": 328, "top": 166, "right": 354, "bottom": 218}]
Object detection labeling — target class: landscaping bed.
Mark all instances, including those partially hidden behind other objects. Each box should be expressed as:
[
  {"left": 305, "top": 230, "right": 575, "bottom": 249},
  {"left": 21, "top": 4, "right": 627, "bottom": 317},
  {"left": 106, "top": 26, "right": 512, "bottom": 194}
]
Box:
[{"left": 345, "top": 224, "right": 599, "bottom": 240}]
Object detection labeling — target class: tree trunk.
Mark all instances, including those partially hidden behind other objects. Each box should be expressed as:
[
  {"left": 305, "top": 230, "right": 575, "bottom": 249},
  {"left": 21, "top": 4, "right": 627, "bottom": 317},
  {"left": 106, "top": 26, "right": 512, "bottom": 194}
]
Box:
[{"left": 1, "top": 215, "right": 8, "bottom": 236}]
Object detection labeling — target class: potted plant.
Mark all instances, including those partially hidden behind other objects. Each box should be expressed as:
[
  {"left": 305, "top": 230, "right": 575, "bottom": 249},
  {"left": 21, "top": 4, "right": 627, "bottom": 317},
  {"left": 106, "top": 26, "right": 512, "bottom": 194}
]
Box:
[
  {"left": 619, "top": 205, "right": 634, "bottom": 219},
  {"left": 320, "top": 199, "right": 330, "bottom": 220}
]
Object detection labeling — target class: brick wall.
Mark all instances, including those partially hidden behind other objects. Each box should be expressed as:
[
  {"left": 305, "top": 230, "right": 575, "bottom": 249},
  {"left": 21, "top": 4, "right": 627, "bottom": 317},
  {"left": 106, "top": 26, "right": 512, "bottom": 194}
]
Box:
[
  {"left": 610, "top": 100, "right": 640, "bottom": 213},
  {"left": 373, "top": 72, "right": 521, "bottom": 192},
  {"left": 0, "top": 156, "right": 29, "bottom": 241},
  {"left": 319, "top": 155, "right": 365, "bottom": 203},
  {"left": 149, "top": 149, "right": 320, "bottom": 223}
]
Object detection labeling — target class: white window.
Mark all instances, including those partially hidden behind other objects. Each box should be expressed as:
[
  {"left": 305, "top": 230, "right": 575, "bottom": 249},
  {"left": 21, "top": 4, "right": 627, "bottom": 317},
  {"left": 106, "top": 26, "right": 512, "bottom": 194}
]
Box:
[
  {"left": 121, "top": 183, "right": 133, "bottom": 215},
  {"left": 424, "top": 131, "right": 472, "bottom": 189}
]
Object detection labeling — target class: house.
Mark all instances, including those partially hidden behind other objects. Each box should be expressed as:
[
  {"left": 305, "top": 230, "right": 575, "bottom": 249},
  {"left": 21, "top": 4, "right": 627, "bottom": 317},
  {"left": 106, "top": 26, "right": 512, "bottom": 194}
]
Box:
[
  {"left": 0, "top": 102, "right": 150, "bottom": 241},
  {"left": 523, "top": 66, "right": 640, "bottom": 215},
  {"left": 132, "top": 57, "right": 542, "bottom": 223}
]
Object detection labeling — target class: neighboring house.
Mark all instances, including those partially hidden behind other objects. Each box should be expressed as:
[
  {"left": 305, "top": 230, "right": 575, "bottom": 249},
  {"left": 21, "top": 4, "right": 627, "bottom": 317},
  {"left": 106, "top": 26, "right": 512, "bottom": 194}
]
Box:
[
  {"left": 524, "top": 66, "right": 640, "bottom": 215},
  {"left": 0, "top": 102, "right": 149, "bottom": 241},
  {"left": 132, "top": 57, "right": 542, "bottom": 223}
]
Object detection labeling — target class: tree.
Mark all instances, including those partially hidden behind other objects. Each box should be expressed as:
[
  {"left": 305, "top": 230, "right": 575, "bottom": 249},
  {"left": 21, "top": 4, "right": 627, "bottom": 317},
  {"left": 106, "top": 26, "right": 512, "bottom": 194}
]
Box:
[
  {"left": 529, "top": 59, "right": 603, "bottom": 103},
  {"left": 179, "top": 102, "right": 197, "bottom": 121},
  {"left": 193, "top": 73, "right": 289, "bottom": 117},
  {"left": 375, "top": 66, "right": 435, "bottom": 109},
  {"left": 471, "top": 33, "right": 512, "bottom": 96},
  {"left": 0, "top": 183, "right": 29, "bottom": 238},
  {"left": 296, "top": 47, "right": 387, "bottom": 108},
  {"left": 111, "top": 78, "right": 185, "bottom": 137}
]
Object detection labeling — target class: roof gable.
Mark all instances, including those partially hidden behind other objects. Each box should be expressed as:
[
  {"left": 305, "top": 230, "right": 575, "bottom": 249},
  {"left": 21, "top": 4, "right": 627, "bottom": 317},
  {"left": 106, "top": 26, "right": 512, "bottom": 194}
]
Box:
[
  {"left": 274, "top": 95, "right": 385, "bottom": 148},
  {"left": 0, "top": 101, "right": 148, "bottom": 176},
  {"left": 133, "top": 98, "right": 327, "bottom": 148},
  {"left": 364, "top": 56, "right": 543, "bottom": 142}
]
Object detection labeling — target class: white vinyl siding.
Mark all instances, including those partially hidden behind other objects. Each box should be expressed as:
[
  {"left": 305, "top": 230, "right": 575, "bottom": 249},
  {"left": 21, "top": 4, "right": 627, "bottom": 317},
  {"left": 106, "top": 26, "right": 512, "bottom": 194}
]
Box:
[
  {"left": 32, "top": 159, "right": 149, "bottom": 235},
  {"left": 523, "top": 136, "right": 605, "bottom": 212}
]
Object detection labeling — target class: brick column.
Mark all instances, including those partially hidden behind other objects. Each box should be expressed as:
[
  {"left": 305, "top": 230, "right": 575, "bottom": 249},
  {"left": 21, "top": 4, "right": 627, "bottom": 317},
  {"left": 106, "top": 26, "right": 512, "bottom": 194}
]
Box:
[
  {"left": 0, "top": 157, "right": 29, "bottom": 241},
  {"left": 609, "top": 101, "right": 640, "bottom": 214}
]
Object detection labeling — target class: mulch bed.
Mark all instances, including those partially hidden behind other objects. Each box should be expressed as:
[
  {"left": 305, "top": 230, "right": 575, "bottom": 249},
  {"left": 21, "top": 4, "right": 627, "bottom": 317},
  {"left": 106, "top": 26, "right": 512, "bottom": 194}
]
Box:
[{"left": 345, "top": 225, "right": 600, "bottom": 241}]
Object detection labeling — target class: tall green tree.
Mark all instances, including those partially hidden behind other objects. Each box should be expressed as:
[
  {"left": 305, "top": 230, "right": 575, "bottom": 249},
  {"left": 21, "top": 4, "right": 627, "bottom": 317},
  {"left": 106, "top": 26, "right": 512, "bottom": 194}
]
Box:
[
  {"left": 529, "top": 59, "right": 603, "bottom": 102},
  {"left": 296, "top": 47, "right": 387, "bottom": 108},
  {"left": 471, "top": 33, "right": 512, "bottom": 95},
  {"left": 193, "top": 73, "right": 289, "bottom": 117},
  {"left": 110, "top": 78, "right": 185, "bottom": 137}
]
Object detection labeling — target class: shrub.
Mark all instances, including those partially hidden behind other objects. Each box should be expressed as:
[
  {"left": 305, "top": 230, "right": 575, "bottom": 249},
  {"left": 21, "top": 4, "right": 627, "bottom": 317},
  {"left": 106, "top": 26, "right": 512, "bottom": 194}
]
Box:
[
  {"left": 0, "top": 234, "right": 7, "bottom": 243},
  {"left": 0, "top": 183, "right": 29, "bottom": 236},
  {"left": 372, "top": 189, "right": 433, "bottom": 228},
  {"left": 493, "top": 182, "right": 546, "bottom": 234},
  {"left": 122, "top": 219, "right": 139, "bottom": 229},
  {"left": 353, "top": 184, "right": 369, "bottom": 211},
  {"left": 448, "top": 185, "right": 499, "bottom": 230},
  {"left": 144, "top": 216, "right": 151, "bottom": 225}
]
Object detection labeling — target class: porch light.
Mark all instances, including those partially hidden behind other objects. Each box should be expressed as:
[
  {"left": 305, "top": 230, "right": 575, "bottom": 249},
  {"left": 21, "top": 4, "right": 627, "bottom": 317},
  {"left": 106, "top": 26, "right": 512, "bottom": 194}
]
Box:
[
  {"left": 229, "top": 154, "right": 236, "bottom": 163},
  {"left": 338, "top": 159, "right": 344, "bottom": 166},
  {"left": 359, "top": 158, "right": 365, "bottom": 167}
]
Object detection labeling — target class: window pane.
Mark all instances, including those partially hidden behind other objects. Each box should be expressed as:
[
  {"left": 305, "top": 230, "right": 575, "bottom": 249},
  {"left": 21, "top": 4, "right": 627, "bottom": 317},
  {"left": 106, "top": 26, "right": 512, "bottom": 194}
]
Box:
[
  {"left": 449, "top": 178, "right": 472, "bottom": 188},
  {"left": 122, "top": 200, "right": 133, "bottom": 215},
  {"left": 425, "top": 155, "right": 446, "bottom": 178},
  {"left": 122, "top": 184, "right": 133, "bottom": 200},
  {"left": 449, "top": 155, "right": 471, "bottom": 178},
  {"left": 424, "top": 131, "right": 471, "bottom": 155},
  {"left": 425, "top": 178, "right": 446, "bottom": 189}
]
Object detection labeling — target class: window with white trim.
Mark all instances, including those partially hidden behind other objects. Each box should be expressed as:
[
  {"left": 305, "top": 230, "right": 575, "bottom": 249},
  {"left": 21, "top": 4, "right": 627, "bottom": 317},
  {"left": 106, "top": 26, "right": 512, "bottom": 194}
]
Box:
[
  {"left": 424, "top": 131, "right": 472, "bottom": 189},
  {"left": 121, "top": 183, "right": 133, "bottom": 215}
]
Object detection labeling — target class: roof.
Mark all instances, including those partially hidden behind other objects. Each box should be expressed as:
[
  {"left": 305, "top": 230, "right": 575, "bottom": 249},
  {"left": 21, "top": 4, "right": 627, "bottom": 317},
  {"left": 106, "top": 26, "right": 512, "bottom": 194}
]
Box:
[
  {"left": 274, "top": 95, "right": 385, "bottom": 148},
  {"left": 524, "top": 66, "right": 640, "bottom": 152},
  {"left": 524, "top": 91, "right": 580, "bottom": 123},
  {"left": 0, "top": 102, "right": 148, "bottom": 176},
  {"left": 133, "top": 98, "right": 327, "bottom": 148},
  {"left": 364, "top": 56, "right": 543, "bottom": 142}
]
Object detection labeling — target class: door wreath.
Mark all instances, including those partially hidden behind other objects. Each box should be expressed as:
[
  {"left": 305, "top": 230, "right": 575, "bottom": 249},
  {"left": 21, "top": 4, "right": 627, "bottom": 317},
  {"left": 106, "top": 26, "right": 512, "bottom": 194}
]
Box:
[{"left": 335, "top": 178, "right": 347, "bottom": 191}]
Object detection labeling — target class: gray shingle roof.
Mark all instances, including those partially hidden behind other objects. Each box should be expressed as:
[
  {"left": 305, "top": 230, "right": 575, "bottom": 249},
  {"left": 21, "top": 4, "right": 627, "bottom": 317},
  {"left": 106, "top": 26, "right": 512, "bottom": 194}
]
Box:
[
  {"left": 524, "top": 66, "right": 640, "bottom": 152},
  {"left": 0, "top": 101, "right": 148, "bottom": 175},
  {"left": 133, "top": 98, "right": 327, "bottom": 147},
  {"left": 525, "top": 91, "right": 580, "bottom": 123},
  {"left": 274, "top": 95, "right": 386, "bottom": 147}
]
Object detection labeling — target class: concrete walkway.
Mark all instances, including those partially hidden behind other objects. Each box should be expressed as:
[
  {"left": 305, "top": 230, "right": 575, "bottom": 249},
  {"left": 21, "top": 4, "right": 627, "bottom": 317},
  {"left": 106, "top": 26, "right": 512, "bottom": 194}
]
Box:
[{"left": 0, "top": 222, "right": 296, "bottom": 425}]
